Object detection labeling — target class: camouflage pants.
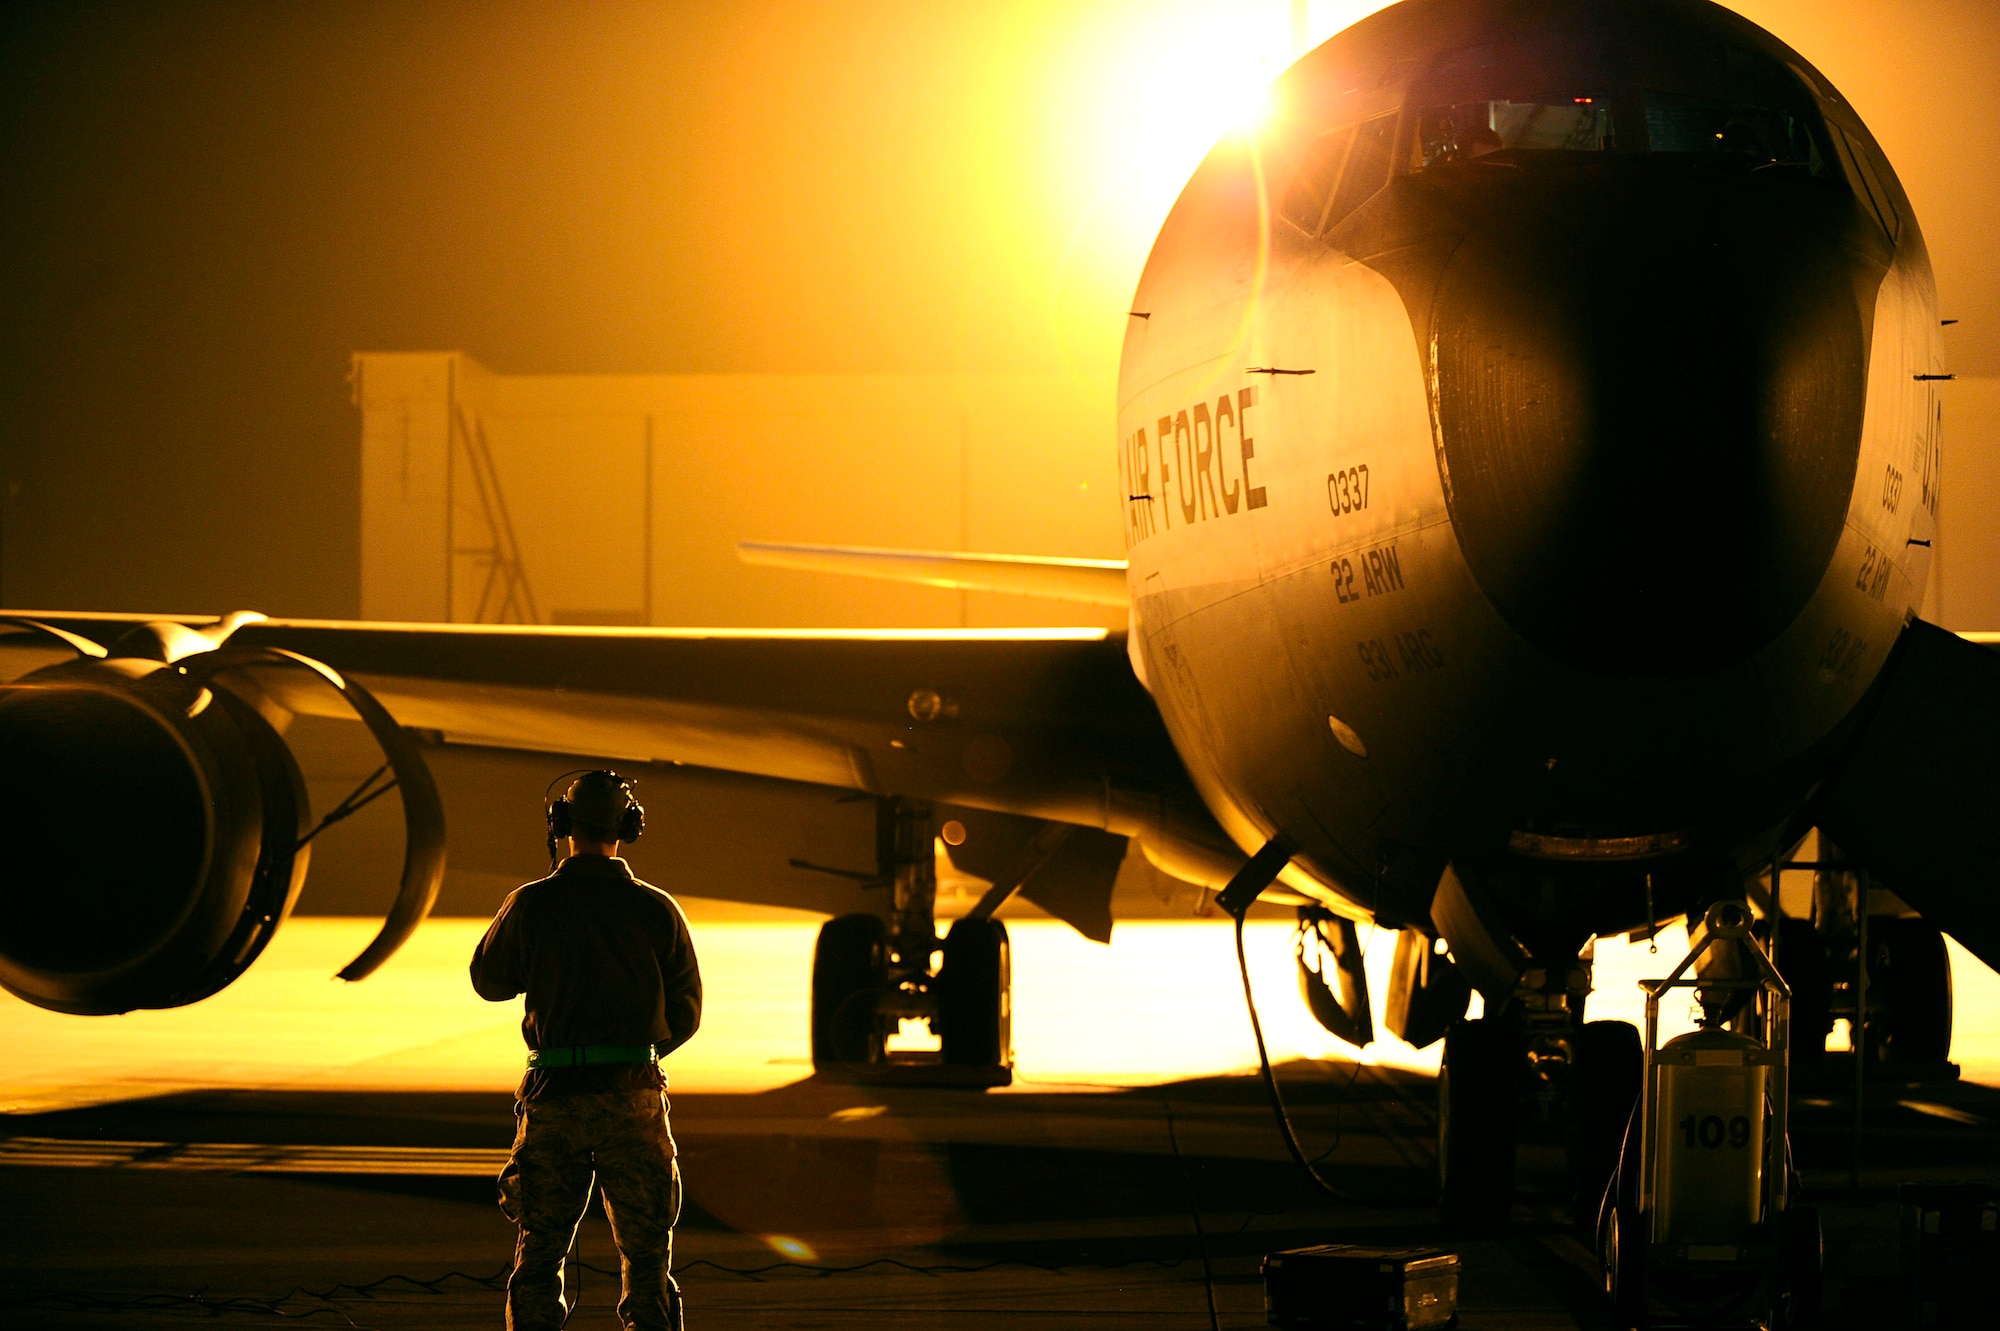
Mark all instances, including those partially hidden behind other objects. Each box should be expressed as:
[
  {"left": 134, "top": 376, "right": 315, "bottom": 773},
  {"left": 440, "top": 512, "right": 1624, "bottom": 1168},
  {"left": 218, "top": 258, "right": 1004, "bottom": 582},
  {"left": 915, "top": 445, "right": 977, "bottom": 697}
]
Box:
[{"left": 498, "top": 1076, "right": 683, "bottom": 1331}]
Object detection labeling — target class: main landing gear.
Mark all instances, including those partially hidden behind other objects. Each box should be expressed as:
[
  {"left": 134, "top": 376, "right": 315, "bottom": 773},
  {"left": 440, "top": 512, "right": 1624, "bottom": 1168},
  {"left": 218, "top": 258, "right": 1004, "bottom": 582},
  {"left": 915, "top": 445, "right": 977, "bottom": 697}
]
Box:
[
  {"left": 1778, "top": 856, "right": 1953, "bottom": 1078},
  {"left": 810, "top": 798, "right": 1013, "bottom": 1087}
]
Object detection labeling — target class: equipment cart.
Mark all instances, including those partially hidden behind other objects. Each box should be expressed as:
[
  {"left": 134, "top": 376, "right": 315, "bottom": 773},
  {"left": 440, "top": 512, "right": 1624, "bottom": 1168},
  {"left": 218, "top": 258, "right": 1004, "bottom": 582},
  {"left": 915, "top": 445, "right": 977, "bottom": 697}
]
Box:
[{"left": 1600, "top": 900, "right": 1822, "bottom": 1329}]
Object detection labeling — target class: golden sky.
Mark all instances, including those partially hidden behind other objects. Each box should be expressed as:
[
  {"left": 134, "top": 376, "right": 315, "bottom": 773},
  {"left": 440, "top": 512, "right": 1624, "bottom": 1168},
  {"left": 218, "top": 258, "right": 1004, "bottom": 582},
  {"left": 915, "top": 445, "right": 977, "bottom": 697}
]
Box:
[
  {"left": 508, "top": 0, "right": 1999, "bottom": 379},
  {"left": 2, "top": 1, "right": 1994, "bottom": 616}
]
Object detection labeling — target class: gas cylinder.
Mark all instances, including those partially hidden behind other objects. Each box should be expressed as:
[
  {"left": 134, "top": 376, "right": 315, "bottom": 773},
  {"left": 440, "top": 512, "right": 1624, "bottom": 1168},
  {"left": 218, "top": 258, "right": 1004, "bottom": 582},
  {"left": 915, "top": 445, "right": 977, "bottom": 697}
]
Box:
[{"left": 1651, "top": 1026, "right": 1774, "bottom": 1256}]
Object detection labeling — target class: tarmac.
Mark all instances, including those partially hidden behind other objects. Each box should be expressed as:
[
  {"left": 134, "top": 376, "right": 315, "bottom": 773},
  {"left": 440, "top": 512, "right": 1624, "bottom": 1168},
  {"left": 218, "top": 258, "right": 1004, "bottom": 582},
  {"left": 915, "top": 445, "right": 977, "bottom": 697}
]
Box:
[{"left": 5, "top": 1059, "right": 1998, "bottom": 1329}]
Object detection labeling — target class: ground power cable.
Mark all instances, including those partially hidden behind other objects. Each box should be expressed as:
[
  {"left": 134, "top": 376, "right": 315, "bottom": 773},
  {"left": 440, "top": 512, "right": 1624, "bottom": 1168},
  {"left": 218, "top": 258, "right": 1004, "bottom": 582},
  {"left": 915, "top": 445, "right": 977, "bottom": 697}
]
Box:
[
  {"left": 1233, "top": 910, "right": 1403, "bottom": 1208},
  {"left": 1015, "top": 1071, "right": 1369, "bottom": 1238},
  {"left": 1160, "top": 1086, "right": 1222, "bottom": 1331}
]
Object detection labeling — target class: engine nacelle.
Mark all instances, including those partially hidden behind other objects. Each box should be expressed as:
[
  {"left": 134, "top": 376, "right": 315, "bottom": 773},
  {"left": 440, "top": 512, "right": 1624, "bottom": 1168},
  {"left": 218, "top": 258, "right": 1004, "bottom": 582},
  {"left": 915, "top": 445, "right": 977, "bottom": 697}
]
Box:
[
  {"left": 0, "top": 656, "right": 309, "bottom": 1014},
  {"left": 0, "top": 615, "right": 445, "bottom": 1015}
]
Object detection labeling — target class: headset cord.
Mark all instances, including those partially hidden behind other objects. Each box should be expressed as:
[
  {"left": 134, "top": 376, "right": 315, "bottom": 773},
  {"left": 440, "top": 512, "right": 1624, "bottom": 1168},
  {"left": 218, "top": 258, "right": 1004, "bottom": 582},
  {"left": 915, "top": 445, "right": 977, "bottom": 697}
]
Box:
[{"left": 1233, "top": 911, "right": 1358, "bottom": 1204}]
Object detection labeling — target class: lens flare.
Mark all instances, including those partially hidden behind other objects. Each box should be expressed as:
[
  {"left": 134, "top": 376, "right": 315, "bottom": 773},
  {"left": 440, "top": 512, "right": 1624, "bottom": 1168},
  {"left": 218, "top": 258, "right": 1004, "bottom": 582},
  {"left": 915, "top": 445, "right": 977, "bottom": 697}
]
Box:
[
  {"left": 1035, "top": 2, "right": 1396, "bottom": 376},
  {"left": 763, "top": 1234, "right": 817, "bottom": 1262}
]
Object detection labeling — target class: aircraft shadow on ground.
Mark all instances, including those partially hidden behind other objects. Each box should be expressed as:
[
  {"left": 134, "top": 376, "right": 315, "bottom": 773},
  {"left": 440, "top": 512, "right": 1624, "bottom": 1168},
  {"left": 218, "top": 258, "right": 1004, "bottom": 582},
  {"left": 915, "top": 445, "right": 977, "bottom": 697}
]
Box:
[
  {"left": 12, "top": 1064, "right": 2000, "bottom": 1262},
  {"left": 6, "top": 1064, "right": 1440, "bottom": 1254}
]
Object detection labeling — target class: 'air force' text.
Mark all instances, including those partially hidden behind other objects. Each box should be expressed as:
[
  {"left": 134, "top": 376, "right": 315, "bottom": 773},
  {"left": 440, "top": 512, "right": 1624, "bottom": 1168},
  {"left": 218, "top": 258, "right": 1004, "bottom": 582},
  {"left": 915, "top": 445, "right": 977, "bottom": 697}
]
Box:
[{"left": 1120, "top": 385, "right": 1266, "bottom": 545}]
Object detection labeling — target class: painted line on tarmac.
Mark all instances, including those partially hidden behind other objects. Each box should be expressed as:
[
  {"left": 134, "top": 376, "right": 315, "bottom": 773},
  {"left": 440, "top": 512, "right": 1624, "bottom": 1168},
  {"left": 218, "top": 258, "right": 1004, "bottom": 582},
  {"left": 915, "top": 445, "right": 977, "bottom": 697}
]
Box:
[{"left": 0, "top": 1136, "right": 509, "bottom": 1175}]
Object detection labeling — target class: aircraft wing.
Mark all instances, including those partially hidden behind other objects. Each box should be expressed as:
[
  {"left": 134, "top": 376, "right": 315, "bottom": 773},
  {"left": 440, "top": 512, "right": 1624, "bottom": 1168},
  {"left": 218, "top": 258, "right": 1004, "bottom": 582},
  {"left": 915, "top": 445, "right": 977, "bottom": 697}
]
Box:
[
  {"left": 2, "top": 613, "right": 1178, "bottom": 812},
  {"left": 1818, "top": 619, "right": 2000, "bottom": 974},
  {"left": 0, "top": 611, "right": 1236, "bottom": 1004}
]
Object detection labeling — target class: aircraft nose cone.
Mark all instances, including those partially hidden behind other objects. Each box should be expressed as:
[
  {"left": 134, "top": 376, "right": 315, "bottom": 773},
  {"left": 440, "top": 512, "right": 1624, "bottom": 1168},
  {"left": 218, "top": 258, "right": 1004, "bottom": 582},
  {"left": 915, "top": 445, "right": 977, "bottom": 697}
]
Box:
[{"left": 1429, "top": 178, "right": 1869, "bottom": 677}]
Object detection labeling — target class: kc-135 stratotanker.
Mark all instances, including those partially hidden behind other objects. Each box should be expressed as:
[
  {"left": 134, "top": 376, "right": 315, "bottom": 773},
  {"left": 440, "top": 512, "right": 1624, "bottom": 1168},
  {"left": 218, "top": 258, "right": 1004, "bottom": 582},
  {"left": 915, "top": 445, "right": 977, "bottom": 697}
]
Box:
[{"left": 1, "top": 0, "right": 1989, "bottom": 1255}]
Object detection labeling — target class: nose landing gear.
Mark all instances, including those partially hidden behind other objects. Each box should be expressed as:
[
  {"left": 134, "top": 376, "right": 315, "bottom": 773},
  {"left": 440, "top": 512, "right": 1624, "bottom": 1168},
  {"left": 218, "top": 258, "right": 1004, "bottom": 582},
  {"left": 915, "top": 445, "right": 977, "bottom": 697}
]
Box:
[
  {"left": 1439, "top": 1014, "right": 1524, "bottom": 1231},
  {"left": 1438, "top": 953, "right": 1639, "bottom": 1235},
  {"left": 809, "top": 798, "right": 1013, "bottom": 1087}
]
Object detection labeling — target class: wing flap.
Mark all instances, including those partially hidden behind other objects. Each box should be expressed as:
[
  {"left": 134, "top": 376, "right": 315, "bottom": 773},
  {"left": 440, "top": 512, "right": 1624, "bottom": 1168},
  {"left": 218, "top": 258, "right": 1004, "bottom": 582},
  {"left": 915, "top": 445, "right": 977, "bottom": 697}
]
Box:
[
  {"left": 941, "top": 808, "right": 1127, "bottom": 942},
  {"left": 255, "top": 668, "right": 879, "bottom": 792}
]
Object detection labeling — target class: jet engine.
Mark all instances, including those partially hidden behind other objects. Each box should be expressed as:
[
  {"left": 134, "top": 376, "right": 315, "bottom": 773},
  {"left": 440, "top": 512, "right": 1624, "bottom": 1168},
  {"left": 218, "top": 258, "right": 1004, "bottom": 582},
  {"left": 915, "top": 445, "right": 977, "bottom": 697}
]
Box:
[{"left": 0, "top": 617, "right": 444, "bottom": 1015}]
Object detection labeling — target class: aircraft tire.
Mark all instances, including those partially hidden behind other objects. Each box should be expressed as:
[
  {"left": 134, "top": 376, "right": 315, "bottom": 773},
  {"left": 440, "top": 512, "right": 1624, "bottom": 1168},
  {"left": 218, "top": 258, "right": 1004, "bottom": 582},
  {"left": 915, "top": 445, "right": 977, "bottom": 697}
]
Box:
[
  {"left": 1597, "top": 1088, "right": 1646, "bottom": 1327},
  {"left": 1570, "top": 1019, "right": 1642, "bottom": 1231},
  {"left": 1601, "top": 1198, "right": 1646, "bottom": 1329},
  {"left": 811, "top": 913, "right": 888, "bottom": 1069},
  {"left": 1776, "top": 919, "right": 1832, "bottom": 1067},
  {"left": 1439, "top": 1016, "right": 1520, "bottom": 1231},
  {"left": 1872, "top": 916, "right": 1952, "bottom": 1066},
  {"left": 937, "top": 916, "right": 1011, "bottom": 1070}
]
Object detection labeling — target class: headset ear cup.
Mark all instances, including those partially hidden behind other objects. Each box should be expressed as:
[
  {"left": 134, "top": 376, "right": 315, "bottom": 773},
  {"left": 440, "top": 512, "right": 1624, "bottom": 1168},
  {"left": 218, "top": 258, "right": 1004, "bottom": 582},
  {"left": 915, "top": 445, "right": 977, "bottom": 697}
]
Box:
[
  {"left": 549, "top": 798, "right": 573, "bottom": 840},
  {"left": 621, "top": 802, "right": 645, "bottom": 844}
]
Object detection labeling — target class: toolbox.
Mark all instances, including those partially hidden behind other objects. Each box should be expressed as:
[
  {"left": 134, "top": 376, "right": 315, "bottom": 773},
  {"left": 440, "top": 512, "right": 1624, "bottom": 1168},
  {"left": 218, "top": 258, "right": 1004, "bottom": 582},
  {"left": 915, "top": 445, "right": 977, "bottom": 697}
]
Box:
[
  {"left": 1261, "top": 1243, "right": 1460, "bottom": 1330},
  {"left": 1901, "top": 1182, "right": 1999, "bottom": 1328}
]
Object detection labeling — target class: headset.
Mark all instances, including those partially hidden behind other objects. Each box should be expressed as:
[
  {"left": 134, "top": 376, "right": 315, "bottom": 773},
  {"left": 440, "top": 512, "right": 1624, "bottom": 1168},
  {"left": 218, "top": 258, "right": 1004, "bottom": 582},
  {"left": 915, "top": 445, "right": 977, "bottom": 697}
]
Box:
[{"left": 543, "top": 768, "right": 645, "bottom": 869}]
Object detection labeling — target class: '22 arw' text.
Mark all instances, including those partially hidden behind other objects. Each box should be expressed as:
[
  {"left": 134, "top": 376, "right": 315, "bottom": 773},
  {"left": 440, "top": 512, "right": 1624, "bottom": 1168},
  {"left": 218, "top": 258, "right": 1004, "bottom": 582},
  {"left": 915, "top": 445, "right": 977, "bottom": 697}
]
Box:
[{"left": 1121, "top": 385, "right": 1266, "bottom": 546}]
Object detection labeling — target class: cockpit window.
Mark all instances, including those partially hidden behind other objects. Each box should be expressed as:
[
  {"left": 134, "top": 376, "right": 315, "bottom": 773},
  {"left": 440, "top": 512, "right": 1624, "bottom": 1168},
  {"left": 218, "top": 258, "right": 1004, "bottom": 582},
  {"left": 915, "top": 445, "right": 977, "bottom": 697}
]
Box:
[
  {"left": 1279, "top": 111, "right": 1398, "bottom": 237},
  {"left": 1328, "top": 114, "right": 1399, "bottom": 226},
  {"left": 1643, "top": 92, "right": 1828, "bottom": 174},
  {"left": 1419, "top": 99, "right": 1615, "bottom": 167},
  {"left": 1829, "top": 122, "right": 1900, "bottom": 239},
  {"left": 1280, "top": 125, "right": 1355, "bottom": 233},
  {"left": 1408, "top": 30, "right": 1847, "bottom": 182}
]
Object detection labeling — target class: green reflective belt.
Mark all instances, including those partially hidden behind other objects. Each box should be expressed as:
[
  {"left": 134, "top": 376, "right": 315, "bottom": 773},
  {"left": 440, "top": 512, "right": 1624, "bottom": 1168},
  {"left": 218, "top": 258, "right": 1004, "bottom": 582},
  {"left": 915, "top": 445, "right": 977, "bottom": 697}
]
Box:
[{"left": 526, "top": 1044, "right": 658, "bottom": 1070}]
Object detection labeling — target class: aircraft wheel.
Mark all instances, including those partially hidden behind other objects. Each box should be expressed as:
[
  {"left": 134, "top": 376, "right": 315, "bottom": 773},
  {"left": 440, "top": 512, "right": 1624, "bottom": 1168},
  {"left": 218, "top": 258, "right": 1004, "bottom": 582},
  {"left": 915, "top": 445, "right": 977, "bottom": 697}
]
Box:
[
  {"left": 1871, "top": 917, "right": 1952, "bottom": 1065},
  {"left": 812, "top": 913, "right": 888, "bottom": 1069},
  {"left": 1601, "top": 1199, "right": 1647, "bottom": 1329},
  {"left": 1778, "top": 1203, "right": 1823, "bottom": 1329},
  {"left": 937, "top": 916, "right": 1011, "bottom": 1072},
  {"left": 1570, "top": 1019, "right": 1642, "bottom": 1231},
  {"left": 1596, "top": 1091, "right": 1647, "bottom": 1327},
  {"left": 1440, "top": 1016, "right": 1520, "bottom": 1231},
  {"left": 1776, "top": 919, "right": 1832, "bottom": 1067}
]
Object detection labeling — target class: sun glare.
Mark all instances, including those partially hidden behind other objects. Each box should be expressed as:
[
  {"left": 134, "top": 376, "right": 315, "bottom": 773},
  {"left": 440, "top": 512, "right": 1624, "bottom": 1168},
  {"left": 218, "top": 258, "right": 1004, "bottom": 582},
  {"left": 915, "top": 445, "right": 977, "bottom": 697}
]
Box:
[
  {"left": 1029, "top": 1, "right": 1395, "bottom": 375},
  {"left": 1082, "top": 1, "right": 1397, "bottom": 206},
  {"left": 1229, "top": 77, "right": 1284, "bottom": 137},
  {"left": 1128, "top": 36, "right": 1279, "bottom": 167},
  {"left": 1086, "top": 9, "right": 1287, "bottom": 215}
]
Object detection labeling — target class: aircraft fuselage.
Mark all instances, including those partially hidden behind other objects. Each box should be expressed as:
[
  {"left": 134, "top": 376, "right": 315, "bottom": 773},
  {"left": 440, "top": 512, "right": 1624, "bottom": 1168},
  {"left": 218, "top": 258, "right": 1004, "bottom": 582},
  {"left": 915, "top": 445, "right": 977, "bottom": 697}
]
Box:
[{"left": 1118, "top": 0, "right": 1943, "bottom": 961}]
